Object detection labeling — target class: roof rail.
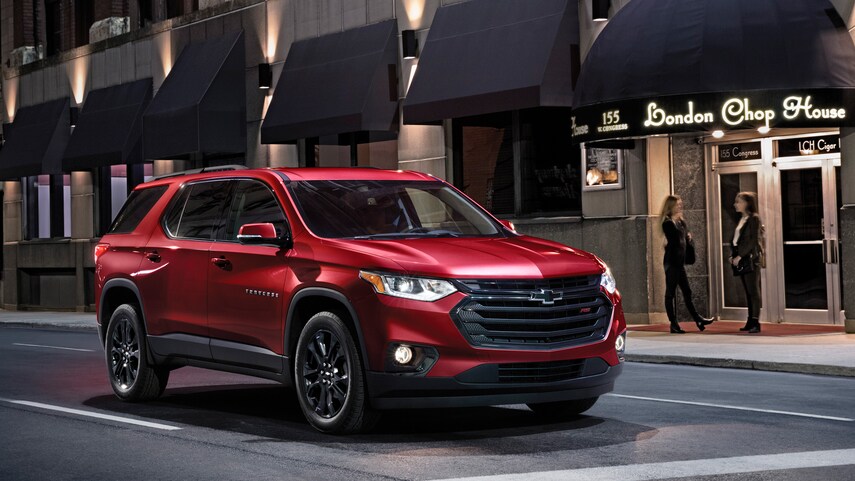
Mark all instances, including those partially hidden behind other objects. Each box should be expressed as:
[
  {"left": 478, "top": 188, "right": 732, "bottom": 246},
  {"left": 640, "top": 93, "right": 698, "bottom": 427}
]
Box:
[{"left": 149, "top": 164, "right": 249, "bottom": 181}]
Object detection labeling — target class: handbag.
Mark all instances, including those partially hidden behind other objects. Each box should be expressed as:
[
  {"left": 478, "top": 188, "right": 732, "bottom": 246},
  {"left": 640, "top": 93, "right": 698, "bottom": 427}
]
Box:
[
  {"left": 732, "top": 253, "right": 754, "bottom": 276},
  {"left": 685, "top": 238, "right": 696, "bottom": 265}
]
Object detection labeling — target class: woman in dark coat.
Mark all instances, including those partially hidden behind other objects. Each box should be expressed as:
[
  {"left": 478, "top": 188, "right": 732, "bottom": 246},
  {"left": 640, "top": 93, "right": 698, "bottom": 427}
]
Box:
[
  {"left": 730, "top": 192, "right": 763, "bottom": 333},
  {"left": 661, "top": 195, "right": 714, "bottom": 334}
]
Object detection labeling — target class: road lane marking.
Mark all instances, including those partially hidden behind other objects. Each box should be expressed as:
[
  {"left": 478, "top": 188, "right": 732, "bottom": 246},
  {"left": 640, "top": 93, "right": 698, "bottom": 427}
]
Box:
[
  {"left": 12, "top": 343, "right": 94, "bottom": 352},
  {"left": 433, "top": 448, "right": 855, "bottom": 481},
  {"left": 0, "top": 399, "right": 182, "bottom": 431},
  {"left": 607, "top": 393, "right": 854, "bottom": 422}
]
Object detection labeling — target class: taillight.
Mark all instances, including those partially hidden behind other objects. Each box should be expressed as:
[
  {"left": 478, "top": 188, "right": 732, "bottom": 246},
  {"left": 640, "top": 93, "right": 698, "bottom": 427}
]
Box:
[{"left": 94, "top": 244, "right": 110, "bottom": 264}]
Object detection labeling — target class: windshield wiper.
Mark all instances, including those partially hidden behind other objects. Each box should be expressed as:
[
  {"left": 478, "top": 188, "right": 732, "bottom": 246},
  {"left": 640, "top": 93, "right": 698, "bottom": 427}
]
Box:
[{"left": 351, "top": 231, "right": 462, "bottom": 240}]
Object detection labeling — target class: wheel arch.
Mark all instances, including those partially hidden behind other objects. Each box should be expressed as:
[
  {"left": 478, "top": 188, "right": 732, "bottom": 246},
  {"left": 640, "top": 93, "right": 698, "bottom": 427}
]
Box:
[
  {"left": 284, "top": 288, "right": 370, "bottom": 371},
  {"left": 99, "top": 278, "right": 148, "bottom": 347}
]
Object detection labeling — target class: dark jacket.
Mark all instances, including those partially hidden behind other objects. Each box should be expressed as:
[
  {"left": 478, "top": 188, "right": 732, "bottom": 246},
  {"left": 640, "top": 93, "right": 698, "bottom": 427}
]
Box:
[
  {"left": 662, "top": 217, "right": 688, "bottom": 266},
  {"left": 733, "top": 214, "right": 761, "bottom": 260}
]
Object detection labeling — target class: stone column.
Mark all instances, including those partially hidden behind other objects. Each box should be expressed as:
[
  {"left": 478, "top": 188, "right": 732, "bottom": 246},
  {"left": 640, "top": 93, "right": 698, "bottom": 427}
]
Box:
[
  {"left": 839, "top": 127, "right": 855, "bottom": 333},
  {"left": 3, "top": 180, "right": 21, "bottom": 309},
  {"left": 71, "top": 172, "right": 94, "bottom": 311}
]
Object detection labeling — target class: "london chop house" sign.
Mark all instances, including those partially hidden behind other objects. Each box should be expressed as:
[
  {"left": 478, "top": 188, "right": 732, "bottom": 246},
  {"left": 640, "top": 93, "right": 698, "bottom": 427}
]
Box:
[{"left": 571, "top": 89, "right": 854, "bottom": 144}]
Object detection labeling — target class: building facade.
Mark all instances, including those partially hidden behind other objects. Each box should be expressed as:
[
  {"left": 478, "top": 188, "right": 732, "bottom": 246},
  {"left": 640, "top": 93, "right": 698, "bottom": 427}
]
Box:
[{"left": 0, "top": 0, "right": 853, "bottom": 333}]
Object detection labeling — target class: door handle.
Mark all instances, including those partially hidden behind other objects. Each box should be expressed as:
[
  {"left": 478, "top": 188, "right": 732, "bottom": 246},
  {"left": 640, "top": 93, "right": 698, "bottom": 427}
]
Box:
[
  {"left": 210, "top": 256, "right": 231, "bottom": 269},
  {"left": 831, "top": 239, "right": 839, "bottom": 264},
  {"left": 145, "top": 251, "right": 161, "bottom": 262}
]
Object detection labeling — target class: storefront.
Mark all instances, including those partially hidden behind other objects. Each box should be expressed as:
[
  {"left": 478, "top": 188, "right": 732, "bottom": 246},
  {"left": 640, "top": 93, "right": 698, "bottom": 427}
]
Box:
[{"left": 572, "top": 0, "right": 855, "bottom": 329}]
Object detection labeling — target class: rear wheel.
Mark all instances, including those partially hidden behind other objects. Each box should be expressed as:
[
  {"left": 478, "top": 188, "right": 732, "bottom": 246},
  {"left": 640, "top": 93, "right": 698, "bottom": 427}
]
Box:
[
  {"left": 294, "top": 311, "right": 379, "bottom": 434},
  {"left": 105, "top": 304, "right": 169, "bottom": 401},
  {"left": 527, "top": 397, "right": 599, "bottom": 419}
]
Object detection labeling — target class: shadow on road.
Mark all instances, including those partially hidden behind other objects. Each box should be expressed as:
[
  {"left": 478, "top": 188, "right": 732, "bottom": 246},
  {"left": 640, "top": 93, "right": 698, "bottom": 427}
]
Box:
[{"left": 84, "top": 383, "right": 655, "bottom": 455}]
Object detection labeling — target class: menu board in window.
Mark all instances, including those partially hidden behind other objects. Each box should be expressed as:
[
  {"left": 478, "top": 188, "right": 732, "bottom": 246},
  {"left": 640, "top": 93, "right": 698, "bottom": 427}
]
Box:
[{"left": 583, "top": 148, "right": 623, "bottom": 191}]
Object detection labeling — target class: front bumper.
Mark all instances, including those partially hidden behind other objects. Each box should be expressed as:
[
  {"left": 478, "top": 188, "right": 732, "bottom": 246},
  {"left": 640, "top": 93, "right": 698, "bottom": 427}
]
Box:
[{"left": 367, "top": 357, "right": 622, "bottom": 409}]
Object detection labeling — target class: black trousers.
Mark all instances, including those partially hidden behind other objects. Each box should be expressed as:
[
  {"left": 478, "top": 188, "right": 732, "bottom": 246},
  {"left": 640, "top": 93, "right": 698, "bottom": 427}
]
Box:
[
  {"left": 740, "top": 269, "right": 761, "bottom": 319},
  {"left": 664, "top": 262, "right": 702, "bottom": 324}
]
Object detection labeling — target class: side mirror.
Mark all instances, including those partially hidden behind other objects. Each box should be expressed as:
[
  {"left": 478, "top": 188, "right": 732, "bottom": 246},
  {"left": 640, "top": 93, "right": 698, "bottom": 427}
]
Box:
[
  {"left": 498, "top": 219, "right": 516, "bottom": 232},
  {"left": 237, "top": 223, "right": 291, "bottom": 248}
]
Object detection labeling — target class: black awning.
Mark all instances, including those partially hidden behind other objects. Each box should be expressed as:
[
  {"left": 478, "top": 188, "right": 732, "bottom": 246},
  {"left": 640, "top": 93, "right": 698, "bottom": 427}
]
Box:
[
  {"left": 63, "top": 78, "right": 152, "bottom": 171},
  {"left": 402, "top": 0, "right": 578, "bottom": 124},
  {"left": 571, "top": 0, "right": 855, "bottom": 143},
  {"left": 261, "top": 19, "right": 399, "bottom": 144},
  {"left": 142, "top": 31, "right": 246, "bottom": 159},
  {"left": 0, "top": 97, "right": 70, "bottom": 180}
]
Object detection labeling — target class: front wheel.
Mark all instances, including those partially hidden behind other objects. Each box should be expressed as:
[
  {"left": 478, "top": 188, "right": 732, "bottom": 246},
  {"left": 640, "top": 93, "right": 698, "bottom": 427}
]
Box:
[
  {"left": 105, "top": 304, "right": 169, "bottom": 402},
  {"left": 527, "top": 397, "right": 599, "bottom": 419},
  {"left": 294, "top": 311, "right": 379, "bottom": 434}
]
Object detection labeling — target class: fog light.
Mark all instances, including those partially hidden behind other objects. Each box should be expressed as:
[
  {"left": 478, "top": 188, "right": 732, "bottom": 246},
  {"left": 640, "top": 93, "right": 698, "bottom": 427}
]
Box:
[
  {"left": 615, "top": 332, "right": 626, "bottom": 362},
  {"left": 394, "top": 345, "right": 414, "bottom": 365}
]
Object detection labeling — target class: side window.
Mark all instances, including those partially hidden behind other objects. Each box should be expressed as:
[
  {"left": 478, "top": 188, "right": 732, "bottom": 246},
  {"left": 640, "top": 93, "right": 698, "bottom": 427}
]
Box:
[
  {"left": 163, "top": 181, "right": 232, "bottom": 240},
  {"left": 109, "top": 185, "right": 168, "bottom": 234},
  {"left": 222, "top": 180, "right": 288, "bottom": 241}
]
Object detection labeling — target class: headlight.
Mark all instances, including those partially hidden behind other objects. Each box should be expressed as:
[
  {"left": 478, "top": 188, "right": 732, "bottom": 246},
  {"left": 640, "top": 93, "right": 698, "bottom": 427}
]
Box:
[
  {"left": 359, "top": 271, "right": 457, "bottom": 301},
  {"left": 600, "top": 267, "right": 617, "bottom": 294}
]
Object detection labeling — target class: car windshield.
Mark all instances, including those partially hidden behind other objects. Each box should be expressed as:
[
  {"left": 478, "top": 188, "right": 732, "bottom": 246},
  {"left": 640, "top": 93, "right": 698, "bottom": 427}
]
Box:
[{"left": 288, "top": 180, "right": 502, "bottom": 239}]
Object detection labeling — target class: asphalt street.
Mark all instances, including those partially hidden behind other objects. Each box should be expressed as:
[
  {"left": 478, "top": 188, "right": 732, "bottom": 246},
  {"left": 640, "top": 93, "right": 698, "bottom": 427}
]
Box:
[{"left": 1, "top": 326, "right": 853, "bottom": 480}]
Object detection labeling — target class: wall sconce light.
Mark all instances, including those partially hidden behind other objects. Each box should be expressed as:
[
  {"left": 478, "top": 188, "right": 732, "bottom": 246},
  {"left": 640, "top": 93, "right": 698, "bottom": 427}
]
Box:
[
  {"left": 69, "top": 106, "right": 80, "bottom": 127},
  {"left": 402, "top": 30, "right": 419, "bottom": 59},
  {"left": 258, "top": 63, "right": 272, "bottom": 89},
  {"left": 593, "top": 0, "right": 611, "bottom": 22}
]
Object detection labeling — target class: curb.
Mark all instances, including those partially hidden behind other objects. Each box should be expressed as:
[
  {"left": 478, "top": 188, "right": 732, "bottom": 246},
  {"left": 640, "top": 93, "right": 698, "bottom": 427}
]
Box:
[
  {"left": 0, "top": 321, "right": 98, "bottom": 332},
  {"left": 626, "top": 354, "right": 855, "bottom": 378}
]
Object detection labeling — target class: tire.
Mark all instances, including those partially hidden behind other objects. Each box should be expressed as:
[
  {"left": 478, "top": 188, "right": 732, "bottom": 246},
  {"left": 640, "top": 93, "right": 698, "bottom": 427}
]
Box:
[
  {"left": 527, "top": 397, "right": 599, "bottom": 419},
  {"left": 294, "top": 311, "right": 380, "bottom": 434},
  {"left": 104, "top": 304, "right": 169, "bottom": 402}
]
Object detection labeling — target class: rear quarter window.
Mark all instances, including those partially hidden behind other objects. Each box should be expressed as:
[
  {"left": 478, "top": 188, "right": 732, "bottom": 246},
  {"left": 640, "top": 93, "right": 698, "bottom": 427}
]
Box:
[{"left": 109, "top": 185, "right": 169, "bottom": 234}]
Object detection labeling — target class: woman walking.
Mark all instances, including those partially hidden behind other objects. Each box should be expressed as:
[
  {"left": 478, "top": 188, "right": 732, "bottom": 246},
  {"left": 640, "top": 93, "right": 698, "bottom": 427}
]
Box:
[
  {"left": 730, "top": 192, "right": 763, "bottom": 333},
  {"left": 661, "top": 195, "right": 714, "bottom": 334}
]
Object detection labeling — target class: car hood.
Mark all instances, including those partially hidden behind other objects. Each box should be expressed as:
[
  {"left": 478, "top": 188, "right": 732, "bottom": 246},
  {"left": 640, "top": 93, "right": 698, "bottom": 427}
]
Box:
[{"left": 324, "top": 235, "right": 604, "bottom": 279}]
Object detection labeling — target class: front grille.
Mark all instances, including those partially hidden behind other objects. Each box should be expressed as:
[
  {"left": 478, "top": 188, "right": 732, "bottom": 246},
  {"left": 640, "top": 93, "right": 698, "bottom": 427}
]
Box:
[
  {"left": 451, "top": 275, "right": 612, "bottom": 349},
  {"left": 497, "top": 359, "right": 586, "bottom": 383}
]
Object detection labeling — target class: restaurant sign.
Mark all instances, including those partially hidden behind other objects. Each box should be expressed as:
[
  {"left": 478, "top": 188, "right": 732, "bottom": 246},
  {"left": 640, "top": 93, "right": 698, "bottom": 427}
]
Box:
[{"left": 571, "top": 89, "right": 855, "bottom": 144}]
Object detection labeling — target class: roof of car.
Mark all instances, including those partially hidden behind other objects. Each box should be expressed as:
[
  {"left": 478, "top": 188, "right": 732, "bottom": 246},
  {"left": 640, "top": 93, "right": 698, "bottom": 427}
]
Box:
[{"left": 142, "top": 167, "right": 439, "bottom": 187}]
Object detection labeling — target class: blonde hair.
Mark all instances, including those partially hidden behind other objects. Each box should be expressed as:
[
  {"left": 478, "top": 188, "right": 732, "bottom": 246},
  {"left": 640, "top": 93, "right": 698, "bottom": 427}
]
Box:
[{"left": 660, "top": 195, "right": 681, "bottom": 223}]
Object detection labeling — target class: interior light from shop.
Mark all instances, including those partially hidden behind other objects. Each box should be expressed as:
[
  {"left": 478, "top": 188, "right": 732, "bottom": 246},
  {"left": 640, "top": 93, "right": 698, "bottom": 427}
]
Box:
[
  {"left": 69, "top": 106, "right": 79, "bottom": 128},
  {"left": 712, "top": 130, "right": 725, "bottom": 139},
  {"left": 593, "top": 0, "right": 611, "bottom": 22},
  {"left": 402, "top": 30, "right": 419, "bottom": 59},
  {"left": 258, "top": 63, "right": 272, "bottom": 89}
]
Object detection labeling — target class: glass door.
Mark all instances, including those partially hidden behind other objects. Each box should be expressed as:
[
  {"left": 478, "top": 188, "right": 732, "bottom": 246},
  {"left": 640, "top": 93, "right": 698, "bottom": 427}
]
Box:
[
  {"left": 771, "top": 158, "right": 842, "bottom": 323},
  {"left": 713, "top": 167, "right": 767, "bottom": 322}
]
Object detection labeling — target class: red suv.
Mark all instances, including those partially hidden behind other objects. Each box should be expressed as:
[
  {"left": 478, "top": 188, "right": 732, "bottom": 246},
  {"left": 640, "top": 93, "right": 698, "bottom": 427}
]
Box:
[{"left": 95, "top": 166, "right": 626, "bottom": 433}]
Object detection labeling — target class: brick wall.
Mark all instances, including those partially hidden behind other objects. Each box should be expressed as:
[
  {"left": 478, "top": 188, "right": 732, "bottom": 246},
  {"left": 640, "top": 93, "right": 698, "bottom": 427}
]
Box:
[{"left": 94, "top": 0, "right": 129, "bottom": 21}]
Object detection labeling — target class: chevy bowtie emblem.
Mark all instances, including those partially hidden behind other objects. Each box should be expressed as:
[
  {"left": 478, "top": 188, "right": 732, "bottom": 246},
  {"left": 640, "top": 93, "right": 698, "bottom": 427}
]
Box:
[{"left": 530, "top": 288, "right": 561, "bottom": 305}]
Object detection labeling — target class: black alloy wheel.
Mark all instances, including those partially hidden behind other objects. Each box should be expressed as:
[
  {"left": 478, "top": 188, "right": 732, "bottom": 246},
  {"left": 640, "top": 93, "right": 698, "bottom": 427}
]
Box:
[
  {"left": 104, "top": 304, "right": 169, "bottom": 401},
  {"left": 294, "top": 311, "right": 380, "bottom": 434},
  {"left": 302, "top": 329, "right": 350, "bottom": 418}
]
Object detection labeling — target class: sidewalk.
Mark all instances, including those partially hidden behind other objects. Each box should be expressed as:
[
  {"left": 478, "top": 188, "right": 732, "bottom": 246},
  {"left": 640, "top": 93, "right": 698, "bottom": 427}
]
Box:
[
  {"left": 1, "top": 311, "right": 853, "bottom": 377},
  {"left": 627, "top": 321, "right": 855, "bottom": 378}
]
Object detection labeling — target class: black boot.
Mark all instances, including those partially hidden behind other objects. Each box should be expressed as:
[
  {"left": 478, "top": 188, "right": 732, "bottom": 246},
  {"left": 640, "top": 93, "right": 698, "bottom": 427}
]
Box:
[
  {"left": 747, "top": 317, "right": 761, "bottom": 334},
  {"left": 694, "top": 316, "right": 714, "bottom": 332},
  {"left": 666, "top": 296, "right": 685, "bottom": 334},
  {"left": 739, "top": 320, "right": 751, "bottom": 331}
]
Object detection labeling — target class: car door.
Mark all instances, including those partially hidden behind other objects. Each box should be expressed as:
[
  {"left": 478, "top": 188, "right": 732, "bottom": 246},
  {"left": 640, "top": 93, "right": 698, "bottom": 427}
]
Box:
[
  {"left": 135, "top": 179, "right": 233, "bottom": 359},
  {"left": 207, "top": 178, "right": 291, "bottom": 370}
]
